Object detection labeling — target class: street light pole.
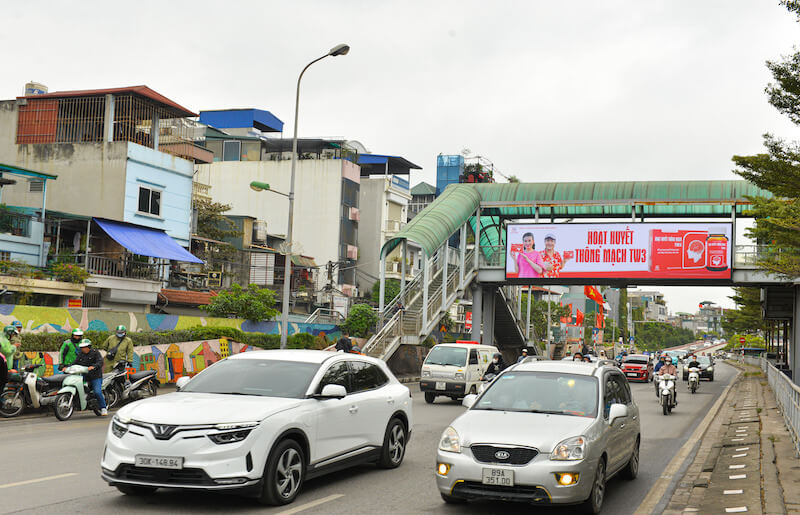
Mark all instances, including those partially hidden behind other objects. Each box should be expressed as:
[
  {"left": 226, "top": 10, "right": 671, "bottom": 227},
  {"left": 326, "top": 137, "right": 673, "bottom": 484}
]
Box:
[{"left": 280, "top": 43, "right": 350, "bottom": 349}]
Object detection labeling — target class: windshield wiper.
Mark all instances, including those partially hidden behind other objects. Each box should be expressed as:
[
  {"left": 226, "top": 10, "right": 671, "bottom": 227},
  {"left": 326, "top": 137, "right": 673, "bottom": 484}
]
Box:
[
  {"left": 528, "top": 409, "right": 569, "bottom": 415},
  {"left": 206, "top": 391, "right": 260, "bottom": 396}
]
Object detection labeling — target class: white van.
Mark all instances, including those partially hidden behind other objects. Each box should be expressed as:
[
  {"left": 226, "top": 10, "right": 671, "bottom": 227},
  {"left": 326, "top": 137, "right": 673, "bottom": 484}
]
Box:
[{"left": 419, "top": 342, "right": 499, "bottom": 403}]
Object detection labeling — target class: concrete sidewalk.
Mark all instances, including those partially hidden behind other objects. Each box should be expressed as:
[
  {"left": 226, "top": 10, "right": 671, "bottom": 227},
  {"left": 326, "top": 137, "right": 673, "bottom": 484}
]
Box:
[{"left": 663, "top": 362, "right": 800, "bottom": 514}]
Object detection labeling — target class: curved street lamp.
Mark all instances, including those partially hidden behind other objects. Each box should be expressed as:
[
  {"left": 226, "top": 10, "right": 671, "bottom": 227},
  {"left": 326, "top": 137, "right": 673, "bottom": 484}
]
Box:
[{"left": 277, "top": 44, "right": 350, "bottom": 349}]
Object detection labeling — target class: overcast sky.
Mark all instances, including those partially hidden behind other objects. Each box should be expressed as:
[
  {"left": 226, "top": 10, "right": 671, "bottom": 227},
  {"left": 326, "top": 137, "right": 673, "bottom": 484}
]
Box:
[{"left": 3, "top": 1, "right": 798, "bottom": 314}]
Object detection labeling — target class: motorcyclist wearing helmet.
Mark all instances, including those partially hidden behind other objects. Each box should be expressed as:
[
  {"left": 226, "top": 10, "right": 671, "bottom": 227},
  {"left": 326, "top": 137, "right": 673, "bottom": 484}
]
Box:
[
  {"left": 72, "top": 339, "right": 107, "bottom": 416},
  {"left": 101, "top": 325, "right": 134, "bottom": 373},
  {"left": 658, "top": 355, "right": 679, "bottom": 404},
  {"left": 59, "top": 329, "right": 84, "bottom": 370},
  {"left": 0, "top": 326, "right": 16, "bottom": 372},
  {"left": 482, "top": 353, "right": 506, "bottom": 379},
  {"left": 9, "top": 321, "right": 22, "bottom": 367}
]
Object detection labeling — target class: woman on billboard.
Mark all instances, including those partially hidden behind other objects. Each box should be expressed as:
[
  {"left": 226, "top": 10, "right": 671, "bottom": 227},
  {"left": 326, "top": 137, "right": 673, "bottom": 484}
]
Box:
[
  {"left": 540, "top": 233, "right": 571, "bottom": 278},
  {"left": 512, "top": 233, "right": 551, "bottom": 278}
]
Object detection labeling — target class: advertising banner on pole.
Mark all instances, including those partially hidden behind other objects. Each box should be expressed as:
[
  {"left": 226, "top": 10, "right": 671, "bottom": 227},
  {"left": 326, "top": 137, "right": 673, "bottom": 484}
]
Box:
[{"left": 505, "top": 222, "right": 732, "bottom": 281}]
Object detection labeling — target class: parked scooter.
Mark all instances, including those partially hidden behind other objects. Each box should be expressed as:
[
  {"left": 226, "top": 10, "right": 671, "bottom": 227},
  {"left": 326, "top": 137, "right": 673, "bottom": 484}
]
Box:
[
  {"left": 687, "top": 367, "right": 700, "bottom": 394},
  {"left": 53, "top": 365, "right": 104, "bottom": 421},
  {"left": 102, "top": 361, "right": 158, "bottom": 409},
  {"left": 658, "top": 373, "right": 676, "bottom": 415},
  {"left": 0, "top": 360, "right": 64, "bottom": 418}
]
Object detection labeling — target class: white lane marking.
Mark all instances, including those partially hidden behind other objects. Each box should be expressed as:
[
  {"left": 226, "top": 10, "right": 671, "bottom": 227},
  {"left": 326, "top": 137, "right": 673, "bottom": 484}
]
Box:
[
  {"left": 735, "top": 429, "right": 747, "bottom": 432},
  {"left": 276, "top": 494, "right": 345, "bottom": 515},
  {"left": 729, "top": 474, "right": 747, "bottom": 479},
  {"left": 732, "top": 453, "right": 747, "bottom": 458},
  {"left": 724, "top": 489, "right": 744, "bottom": 495},
  {"left": 729, "top": 464, "right": 746, "bottom": 469},
  {"left": 0, "top": 473, "right": 78, "bottom": 489},
  {"left": 731, "top": 438, "right": 744, "bottom": 441},
  {"left": 725, "top": 507, "right": 748, "bottom": 513},
  {"left": 736, "top": 447, "right": 750, "bottom": 451}
]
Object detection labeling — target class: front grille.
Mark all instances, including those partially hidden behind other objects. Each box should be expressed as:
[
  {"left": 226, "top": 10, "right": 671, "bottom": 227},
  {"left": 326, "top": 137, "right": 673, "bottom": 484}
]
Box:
[
  {"left": 470, "top": 445, "right": 538, "bottom": 465},
  {"left": 114, "top": 465, "right": 214, "bottom": 486},
  {"left": 453, "top": 481, "right": 550, "bottom": 503}
]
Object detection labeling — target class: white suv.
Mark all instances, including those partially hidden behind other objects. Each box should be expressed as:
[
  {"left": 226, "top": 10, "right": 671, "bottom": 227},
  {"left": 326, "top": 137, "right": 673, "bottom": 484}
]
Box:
[{"left": 101, "top": 350, "right": 412, "bottom": 506}]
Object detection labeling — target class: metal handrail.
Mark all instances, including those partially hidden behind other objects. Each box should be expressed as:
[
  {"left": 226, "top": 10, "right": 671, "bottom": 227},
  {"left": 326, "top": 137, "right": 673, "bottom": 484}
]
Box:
[{"left": 761, "top": 357, "right": 800, "bottom": 454}]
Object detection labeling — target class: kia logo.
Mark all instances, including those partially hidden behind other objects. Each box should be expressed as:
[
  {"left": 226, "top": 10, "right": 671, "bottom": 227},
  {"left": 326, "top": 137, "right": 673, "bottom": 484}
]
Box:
[{"left": 494, "top": 450, "right": 511, "bottom": 460}]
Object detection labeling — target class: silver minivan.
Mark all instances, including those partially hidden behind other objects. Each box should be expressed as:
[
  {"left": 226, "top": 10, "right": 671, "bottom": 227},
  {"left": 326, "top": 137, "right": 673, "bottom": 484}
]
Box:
[{"left": 435, "top": 360, "right": 640, "bottom": 514}]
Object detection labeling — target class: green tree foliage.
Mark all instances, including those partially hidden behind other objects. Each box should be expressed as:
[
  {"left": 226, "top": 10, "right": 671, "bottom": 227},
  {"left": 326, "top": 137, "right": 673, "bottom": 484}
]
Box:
[
  {"left": 619, "top": 288, "right": 629, "bottom": 342},
  {"left": 343, "top": 303, "right": 378, "bottom": 338},
  {"left": 633, "top": 323, "right": 696, "bottom": 352},
  {"left": 195, "top": 198, "right": 241, "bottom": 241},
  {"left": 732, "top": 2, "right": 800, "bottom": 278},
  {"left": 520, "top": 293, "right": 571, "bottom": 340},
  {"left": 201, "top": 283, "right": 279, "bottom": 322},
  {"left": 371, "top": 278, "right": 401, "bottom": 305},
  {"left": 722, "top": 287, "right": 766, "bottom": 335}
]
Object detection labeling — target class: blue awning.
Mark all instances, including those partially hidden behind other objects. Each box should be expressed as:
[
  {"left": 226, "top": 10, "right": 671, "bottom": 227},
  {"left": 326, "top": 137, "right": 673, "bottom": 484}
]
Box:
[{"left": 94, "top": 218, "right": 203, "bottom": 263}]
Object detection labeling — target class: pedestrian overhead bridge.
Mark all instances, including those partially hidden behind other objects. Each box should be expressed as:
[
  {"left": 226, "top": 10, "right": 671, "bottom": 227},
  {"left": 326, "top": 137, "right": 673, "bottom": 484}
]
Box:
[{"left": 363, "top": 180, "right": 782, "bottom": 363}]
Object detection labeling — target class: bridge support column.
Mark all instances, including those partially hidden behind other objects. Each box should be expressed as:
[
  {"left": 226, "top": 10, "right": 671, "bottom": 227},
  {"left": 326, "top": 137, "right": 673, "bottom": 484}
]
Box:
[
  {"left": 422, "top": 252, "right": 429, "bottom": 332},
  {"left": 471, "top": 283, "right": 482, "bottom": 342},
  {"left": 793, "top": 286, "right": 800, "bottom": 385},
  {"left": 459, "top": 223, "right": 466, "bottom": 289},
  {"left": 474, "top": 208, "right": 480, "bottom": 271},
  {"left": 481, "top": 286, "right": 496, "bottom": 346}
]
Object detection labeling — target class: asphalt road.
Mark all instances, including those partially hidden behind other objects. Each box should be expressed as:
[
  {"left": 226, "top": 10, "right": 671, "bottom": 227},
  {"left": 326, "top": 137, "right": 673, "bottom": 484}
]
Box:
[{"left": 0, "top": 362, "right": 736, "bottom": 515}]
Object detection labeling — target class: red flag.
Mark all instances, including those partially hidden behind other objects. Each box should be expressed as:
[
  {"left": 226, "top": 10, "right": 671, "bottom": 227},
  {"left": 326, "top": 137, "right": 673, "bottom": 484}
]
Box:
[
  {"left": 596, "top": 313, "right": 604, "bottom": 328},
  {"left": 576, "top": 309, "right": 584, "bottom": 325},
  {"left": 584, "top": 285, "right": 604, "bottom": 305}
]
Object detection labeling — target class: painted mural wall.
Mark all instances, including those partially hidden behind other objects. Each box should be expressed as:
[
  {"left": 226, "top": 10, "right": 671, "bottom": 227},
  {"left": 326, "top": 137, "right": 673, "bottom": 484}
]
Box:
[
  {"left": 16, "top": 338, "right": 256, "bottom": 384},
  {"left": 0, "top": 303, "right": 341, "bottom": 338}
]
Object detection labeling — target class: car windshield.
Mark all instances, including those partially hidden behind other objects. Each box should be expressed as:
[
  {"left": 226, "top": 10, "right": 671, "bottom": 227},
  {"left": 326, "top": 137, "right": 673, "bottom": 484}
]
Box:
[
  {"left": 424, "top": 346, "right": 467, "bottom": 367},
  {"left": 697, "top": 356, "right": 712, "bottom": 365},
  {"left": 623, "top": 357, "right": 648, "bottom": 364},
  {"left": 180, "top": 359, "right": 320, "bottom": 398},
  {"left": 473, "top": 371, "right": 598, "bottom": 418}
]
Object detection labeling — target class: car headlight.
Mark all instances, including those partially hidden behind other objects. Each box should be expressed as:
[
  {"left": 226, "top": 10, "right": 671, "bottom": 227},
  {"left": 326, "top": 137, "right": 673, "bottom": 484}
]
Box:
[
  {"left": 208, "top": 429, "right": 254, "bottom": 445},
  {"left": 111, "top": 416, "right": 128, "bottom": 439},
  {"left": 551, "top": 436, "right": 586, "bottom": 461},
  {"left": 421, "top": 369, "right": 431, "bottom": 377},
  {"left": 439, "top": 426, "right": 461, "bottom": 453},
  {"left": 454, "top": 372, "right": 465, "bottom": 380},
  {"left": 707, "top": 366, "right": 713, "bottom": 372},
  {"left": 115, "top": 413, "right": 131, "bottom": 424}
]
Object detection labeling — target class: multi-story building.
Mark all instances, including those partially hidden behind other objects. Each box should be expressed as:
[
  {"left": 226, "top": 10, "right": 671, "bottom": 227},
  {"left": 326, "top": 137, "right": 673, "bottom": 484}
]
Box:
[
  {"left": 629, "top": 290, "right": 668, "bottom": 322},
  {"left": 357, "top": 153, "right": 421, "bottom": 289},
  {"left": 0, "top": 85, "right": 205, "bottom": 311},
  {"left": 194, "top": 108, "right": 362, "bottom": 298},
  {"left": 408, "top": 181, "right": 436, "bottom": 220},
  {"left": 697, "top": 302, "right": 724, "bottom": 335}
]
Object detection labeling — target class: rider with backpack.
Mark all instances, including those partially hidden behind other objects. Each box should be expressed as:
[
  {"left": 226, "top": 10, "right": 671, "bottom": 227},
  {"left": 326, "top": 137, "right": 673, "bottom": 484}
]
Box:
[{"left": 101, "top": 325, "right": 134, "bottom": 373}]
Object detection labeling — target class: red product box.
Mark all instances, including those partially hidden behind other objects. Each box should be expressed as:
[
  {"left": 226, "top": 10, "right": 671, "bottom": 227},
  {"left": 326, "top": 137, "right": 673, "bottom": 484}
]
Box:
[{"left": 650, "top": 230, "right": 708, "bottom": 272}]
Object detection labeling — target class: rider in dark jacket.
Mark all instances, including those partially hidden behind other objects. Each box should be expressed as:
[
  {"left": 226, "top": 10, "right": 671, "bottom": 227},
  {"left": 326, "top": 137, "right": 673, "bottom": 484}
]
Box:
[
  {"left": 72, "top": 339, "right": 107, "bottom": 415},
  {"left": 482, "top": 353, "right": 506, "bottom": 379}
]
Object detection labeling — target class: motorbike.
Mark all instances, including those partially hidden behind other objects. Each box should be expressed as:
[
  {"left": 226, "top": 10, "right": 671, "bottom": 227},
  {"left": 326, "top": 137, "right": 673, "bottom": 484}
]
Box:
[
  {"left": 658, "top": 373, "right": 676, "bottom": 415},
  {"left": 102, "top": 360, "right": 158, "bottom": 409},
  {"left": 0, "top": 361, "right": 64, "bottom": 418},
  {"left": 687, "top": 367, "right": 700, "bottom": 394},
  {"left": 53, "top": 365, "right": 104, "bottom": 421}
]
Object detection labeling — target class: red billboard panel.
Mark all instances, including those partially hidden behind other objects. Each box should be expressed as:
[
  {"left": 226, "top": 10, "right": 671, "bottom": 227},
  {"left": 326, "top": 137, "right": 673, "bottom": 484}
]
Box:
[{"left": 505, "top": 223, "right": 732, "bottom": 281}]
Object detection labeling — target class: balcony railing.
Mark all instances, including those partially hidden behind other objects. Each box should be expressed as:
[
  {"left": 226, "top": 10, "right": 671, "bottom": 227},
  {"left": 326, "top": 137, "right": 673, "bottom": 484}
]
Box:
[
  {"left": 86, "top": 254, "right": 164, "bottom": 281},
  {"left": 0, "top": 211, "right": 32, "bottom": 238},
  {"left": 385, "top": 219, "right": 406, "bottom": 233}
]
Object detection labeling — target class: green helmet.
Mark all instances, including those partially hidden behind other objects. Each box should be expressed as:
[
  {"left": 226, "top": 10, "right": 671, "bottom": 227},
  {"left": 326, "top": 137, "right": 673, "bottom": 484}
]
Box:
[
  {"left": 71, "top": 328, "right": 84, "bottom": 338},
  {"left": 3, "top": 325, "right": 17, "bottom": 336},
  {"left": 79, "top": 338, "right": 92, "bottom": 348},
  {"left": 116, "top": 325, "right": 127, "bottom": 336}
]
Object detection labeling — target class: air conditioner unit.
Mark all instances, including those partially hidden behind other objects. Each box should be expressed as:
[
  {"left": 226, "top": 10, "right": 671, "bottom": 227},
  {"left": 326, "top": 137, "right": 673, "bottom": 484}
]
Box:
[{"left": 252, "top": 221, "right": 267, "bottom": 243}]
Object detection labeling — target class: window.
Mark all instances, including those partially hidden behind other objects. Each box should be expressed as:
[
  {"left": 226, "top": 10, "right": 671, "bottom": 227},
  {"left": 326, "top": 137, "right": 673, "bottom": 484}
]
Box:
[
  {"left": 138, "top": 187, "right": 161, "bottom": 216},
  {"left": 604, "top": 374, "right": 629, "bottom": 417},
  {"left": 0, "top": 251, "right": 9, "bottom": 260},
  {"left": 29, "top": 181, "right": 44, "bottom": 193},
  {"left": 223, "top": 140, "right": 241, "bottom": 161},
  {"left": 317, "top": 361, "right": 350, "bottom": 393},
  {"left": 469, "top": 350, "right": 479, "bottom": 365},
  {"left": 180, "top": 359, "right": 320, "bottom": 399},
  {"left": 473, "top": 372, "right": 598, "bottom": 418},
  {"left": 349, "top": 361, "right": 388, "bottom": 392}
]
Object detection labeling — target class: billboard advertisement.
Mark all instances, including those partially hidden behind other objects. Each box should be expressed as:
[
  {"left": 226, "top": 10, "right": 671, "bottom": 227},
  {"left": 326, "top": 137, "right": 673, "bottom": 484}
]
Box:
[{"left": 505, "top": 223, "right": 732, "bottom": 281}]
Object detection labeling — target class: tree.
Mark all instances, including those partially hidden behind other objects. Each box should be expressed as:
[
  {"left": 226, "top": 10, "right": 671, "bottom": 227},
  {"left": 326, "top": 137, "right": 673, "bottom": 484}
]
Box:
[
  {"left": 201, "top": 283, "right": 279, "bottom": 321},
  {"left": 371, "top": 278, "right": 401, "bottom": 305},
  {"left": 507, "top": 175, "right": 520, "bottom": 183},
  {"left": 343, "top": 304, "right": 378, "bottom": 338},
  {"left": 519, "top": 293, "right": 571, "bottom": 340},
  {"left": 195, "top": 198, "right": 241, "bottom": 242},
  {"left": 722, "top": 287, "right": 765, "bottom": 335},
  {"left": 732, "top": 2, "right": 800, "bottom": 277}
]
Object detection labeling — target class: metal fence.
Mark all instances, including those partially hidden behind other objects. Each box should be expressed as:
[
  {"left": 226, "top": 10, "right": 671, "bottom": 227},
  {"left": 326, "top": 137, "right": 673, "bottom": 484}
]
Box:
[{"left": 758, "top": 358, "right": 800, "bottom": 454}]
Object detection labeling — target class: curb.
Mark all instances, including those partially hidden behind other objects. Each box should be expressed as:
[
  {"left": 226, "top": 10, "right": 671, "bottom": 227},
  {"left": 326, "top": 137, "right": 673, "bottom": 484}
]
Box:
[{"left": 634, "top": 362, "right": 743, "bottom": 515}]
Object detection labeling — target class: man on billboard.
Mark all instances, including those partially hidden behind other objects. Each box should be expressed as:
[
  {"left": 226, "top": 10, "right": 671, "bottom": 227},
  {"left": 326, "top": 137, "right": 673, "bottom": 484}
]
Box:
[
  {"left": 511, "top": 232, "right": 551, "bottom": 278},
  {"left": 540, "top": 233, "right": 571, "bottom": 278}
]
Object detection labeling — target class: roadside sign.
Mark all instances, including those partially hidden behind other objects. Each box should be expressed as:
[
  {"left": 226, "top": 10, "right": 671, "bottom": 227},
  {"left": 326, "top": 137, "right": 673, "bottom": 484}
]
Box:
[
  {"left": 739, "top": 336, "right": 745, "bottom": 344},
  {"left": 67, "top": 298, "right": 82, "bottom": 308}
]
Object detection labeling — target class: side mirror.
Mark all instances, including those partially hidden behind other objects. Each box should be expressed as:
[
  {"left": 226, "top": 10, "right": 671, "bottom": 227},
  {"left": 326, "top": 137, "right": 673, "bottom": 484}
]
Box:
[
  {"left": 608, "top": 403, "right": 628, "bottom": 424},
  {"left": 175, "top": 376, "right": 191, "bottom": 391},
  {"left": 318, "top": 384, "right": 347, "bottom": 399},
  {"left": 462, "top": 394, "right": 477, "bottom": 409}
]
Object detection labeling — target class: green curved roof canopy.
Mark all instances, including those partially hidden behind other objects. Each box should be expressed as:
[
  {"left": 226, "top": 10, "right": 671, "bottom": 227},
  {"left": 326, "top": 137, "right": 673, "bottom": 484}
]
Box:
[{"left": 382, "top": 180, "right": 771, "bottom": 258}]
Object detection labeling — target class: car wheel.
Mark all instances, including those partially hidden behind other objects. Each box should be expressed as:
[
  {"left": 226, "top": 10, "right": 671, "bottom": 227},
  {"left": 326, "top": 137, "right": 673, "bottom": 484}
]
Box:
[
  {"left": 258, "top": 439, "right": 305, "bottom": 506},
  {"left": 583, "top": 458, "right": 606, "bottom": 514},
  {"left": 620, "top": 437, "right": 640, "bottom": 480},
  {"left": 440, "top": 493, "right": 467, "bottom": 504},
  {"left": 116, "top": 484, "right": 158, "bottom": 496},
  {"left": 378, "top": 418, "right": 407, "bottom": 468},
  {"left": 424, "top": 392, "right": 435, "bottom": 404}
]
